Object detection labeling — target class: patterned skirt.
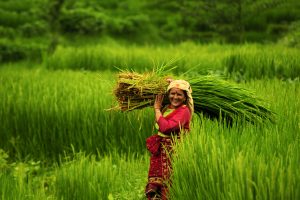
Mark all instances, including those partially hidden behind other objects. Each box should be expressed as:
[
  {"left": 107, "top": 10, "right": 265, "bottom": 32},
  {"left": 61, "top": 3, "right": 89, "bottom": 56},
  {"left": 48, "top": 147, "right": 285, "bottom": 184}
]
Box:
[{"left": 145, "top": 135, "right": 177, "bottom": 200}]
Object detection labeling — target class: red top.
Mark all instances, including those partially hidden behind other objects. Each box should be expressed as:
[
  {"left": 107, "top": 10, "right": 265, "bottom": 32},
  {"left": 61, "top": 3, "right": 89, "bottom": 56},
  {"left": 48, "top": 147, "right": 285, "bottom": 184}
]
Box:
[{"left": 157, "top": 105, "right": 191, "bottom": 135}]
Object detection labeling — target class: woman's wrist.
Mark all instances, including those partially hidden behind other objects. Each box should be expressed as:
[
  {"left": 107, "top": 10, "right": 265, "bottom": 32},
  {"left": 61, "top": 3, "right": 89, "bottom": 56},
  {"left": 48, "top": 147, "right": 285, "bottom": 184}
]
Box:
[{"left": 155, "top": 108, "right": 162, "bottom": 122}]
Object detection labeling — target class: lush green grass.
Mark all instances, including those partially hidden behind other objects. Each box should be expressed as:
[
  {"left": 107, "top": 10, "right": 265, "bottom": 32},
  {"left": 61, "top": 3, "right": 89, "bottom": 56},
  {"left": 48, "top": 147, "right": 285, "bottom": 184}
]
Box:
[
  {"left": 52, "top": 152, "right": 148, "bottom": 200},
  {"left": 171, "top": 79, "right": 300, "bottom": 199},
  {"left": 224, "top": 45, "right": 300, "bottom": 80},
  {"left": 44, "top": 42, "right": 300, "bottom": 79},
  {"left": 45, "top": 42, "right": 231, "bottom": 74},
  {"left": 0, "top": 65, "right": 154, "bottom": 161},
  {"left": 0, "top": 151, "right": 148, "bottom": 200},
  {"left": 0, "top": 62, "right": 299, "bottom": 199}
]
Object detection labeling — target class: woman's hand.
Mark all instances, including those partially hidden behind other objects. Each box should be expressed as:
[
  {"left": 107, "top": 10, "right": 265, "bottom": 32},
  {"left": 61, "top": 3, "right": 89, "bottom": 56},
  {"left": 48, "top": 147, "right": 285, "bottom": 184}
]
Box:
[
  {"left": 154, "top": 94, "right": 164, "bottom": 110},
  {"left": 154, "top": 94, "right": 164, "bottom": 122}
]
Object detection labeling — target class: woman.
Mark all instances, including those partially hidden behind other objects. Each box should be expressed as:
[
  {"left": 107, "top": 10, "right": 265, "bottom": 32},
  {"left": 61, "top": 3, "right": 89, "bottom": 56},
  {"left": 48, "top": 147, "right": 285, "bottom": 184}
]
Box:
[{"left": 145, "top": 80, "right": 194, "bottom": 200}]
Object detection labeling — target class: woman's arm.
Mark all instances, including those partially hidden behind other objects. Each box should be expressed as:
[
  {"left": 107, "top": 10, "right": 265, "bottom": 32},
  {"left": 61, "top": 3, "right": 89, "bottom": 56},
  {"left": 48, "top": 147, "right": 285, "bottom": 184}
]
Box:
[{"left": 154, "top": 94, "right": 164, "bottom": 122}]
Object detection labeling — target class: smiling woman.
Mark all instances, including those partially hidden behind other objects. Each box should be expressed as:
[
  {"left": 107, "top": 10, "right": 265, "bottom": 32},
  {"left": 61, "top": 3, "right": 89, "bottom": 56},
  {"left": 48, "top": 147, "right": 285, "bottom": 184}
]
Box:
[
  {"left": 145, "top": 80, "right": 193, "bottom": 200},
  {"left": 168, "top": 88, "right": 186, "bottom": 108}
]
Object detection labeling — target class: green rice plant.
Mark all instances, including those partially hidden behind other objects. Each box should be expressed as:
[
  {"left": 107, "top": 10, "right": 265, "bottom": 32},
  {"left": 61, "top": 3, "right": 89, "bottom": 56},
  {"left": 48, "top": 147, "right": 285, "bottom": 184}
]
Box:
[
  {"left": 0, "top": 150, "right": 51, "bottom": 200},
  {"left": 0, "top": 65, "right": 154, "bottom": 161},
  {"left": 242, "top": 78, "right": 300, "bottom": 136},
  {"left": 0, "top": 150, "right": 149, "bottom": 200},
  {"left": 0, "top": 65, "right": 299, "bottom": 199},
  {"left": 224, "top": 44, "right": 300, "bottom": 80},
  {"left": 44, "top": 42, "right": 231, "bottom": 74},
  {"left": 170, "top": 79, "right": 300, "bottom": 199},
  {"left": 45, "top": 42, "right": 300, "bottom": 80},
  {"left": 54, "top": 152, "right": 148, "bottom": 200},
  {"left": 171, "top": 116, "right": 300, "bottom": 199}
]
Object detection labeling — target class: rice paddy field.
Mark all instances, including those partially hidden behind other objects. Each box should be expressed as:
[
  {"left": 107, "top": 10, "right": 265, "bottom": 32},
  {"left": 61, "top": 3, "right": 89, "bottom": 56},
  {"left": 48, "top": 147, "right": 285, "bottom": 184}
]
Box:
[{"left": 0, "top": 42, "right": 300, "bottom": 200}]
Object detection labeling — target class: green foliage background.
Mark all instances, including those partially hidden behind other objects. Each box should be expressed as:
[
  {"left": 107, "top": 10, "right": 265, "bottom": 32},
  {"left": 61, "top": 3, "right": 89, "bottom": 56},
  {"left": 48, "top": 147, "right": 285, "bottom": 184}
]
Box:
[
  {"left": 1, "top": 0, "right": 300, "bottom": 64},
  {"left": 1, "top": 0, "right": 300, "bottom": 199},
  {"left": 0, "top": 0, "right": 300, "bottom": 42}
]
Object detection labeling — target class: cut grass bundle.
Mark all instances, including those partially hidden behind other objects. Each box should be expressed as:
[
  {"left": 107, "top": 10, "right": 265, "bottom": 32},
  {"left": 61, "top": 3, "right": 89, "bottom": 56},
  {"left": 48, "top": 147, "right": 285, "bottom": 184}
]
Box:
[
  {"left": 114, "top": 71, "right": 275, "bottom": 123},
  {"left": 114, "top": 71, "right": 169, "bottom": 111},
  {"left": 189, "top": 76, "right": 275, "bottom": 123}
]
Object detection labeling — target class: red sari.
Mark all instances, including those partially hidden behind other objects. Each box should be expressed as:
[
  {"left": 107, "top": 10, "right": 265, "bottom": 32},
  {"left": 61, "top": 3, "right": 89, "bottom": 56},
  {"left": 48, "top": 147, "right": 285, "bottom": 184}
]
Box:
[{"left": 145, "top": 105, "right": 191, "bottom": 200}]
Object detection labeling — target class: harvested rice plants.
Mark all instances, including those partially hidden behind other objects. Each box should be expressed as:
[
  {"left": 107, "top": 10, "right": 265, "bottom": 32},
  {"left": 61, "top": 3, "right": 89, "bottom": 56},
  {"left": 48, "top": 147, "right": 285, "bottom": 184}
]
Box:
[{"left": 1, "top": 53, "right": 299, "bottom": 199}]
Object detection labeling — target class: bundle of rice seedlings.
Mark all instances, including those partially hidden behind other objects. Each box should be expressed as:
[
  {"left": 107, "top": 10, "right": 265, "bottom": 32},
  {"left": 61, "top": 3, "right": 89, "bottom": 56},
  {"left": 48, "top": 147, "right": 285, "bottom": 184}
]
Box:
[
  {"left": 189, "top": 76, "right": 275, "bottom": 123},
  {"left": 114, "top": 71, "right": 275, "bottom": 123}
]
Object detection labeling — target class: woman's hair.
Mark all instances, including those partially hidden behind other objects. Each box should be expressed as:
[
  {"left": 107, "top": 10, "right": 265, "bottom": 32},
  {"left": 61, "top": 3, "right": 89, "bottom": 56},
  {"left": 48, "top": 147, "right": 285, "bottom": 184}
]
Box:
[{"left": 183, "top": 90, "right": 188, "bottom": 102}]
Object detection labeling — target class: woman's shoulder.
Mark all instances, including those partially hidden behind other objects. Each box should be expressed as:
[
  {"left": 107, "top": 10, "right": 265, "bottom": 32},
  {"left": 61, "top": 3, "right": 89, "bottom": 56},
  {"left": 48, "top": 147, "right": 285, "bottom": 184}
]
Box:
[
  {"left": 180, "top": 105, "right": 191, "bottom": 116},
  {"left": 180, "top": 104, "right": 189, "bottom": 110}
]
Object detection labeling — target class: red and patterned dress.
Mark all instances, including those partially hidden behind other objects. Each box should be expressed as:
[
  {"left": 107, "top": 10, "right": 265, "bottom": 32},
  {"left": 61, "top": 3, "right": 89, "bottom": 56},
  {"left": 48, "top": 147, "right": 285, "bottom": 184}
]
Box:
[{"left": 145, "top": 104, "right": 191, "bottom": 200}]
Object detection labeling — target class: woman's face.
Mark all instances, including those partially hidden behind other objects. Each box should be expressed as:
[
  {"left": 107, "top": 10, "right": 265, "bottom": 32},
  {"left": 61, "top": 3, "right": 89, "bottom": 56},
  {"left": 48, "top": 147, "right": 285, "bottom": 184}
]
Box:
[{"left": 168, "top": 88, "right": 186, "bottom": 109}]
